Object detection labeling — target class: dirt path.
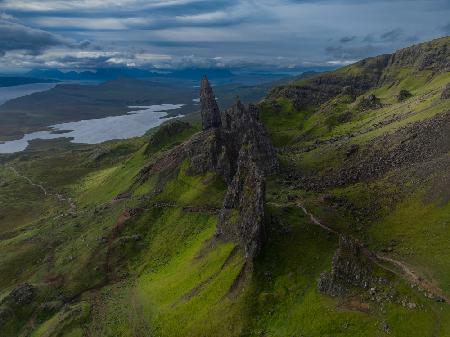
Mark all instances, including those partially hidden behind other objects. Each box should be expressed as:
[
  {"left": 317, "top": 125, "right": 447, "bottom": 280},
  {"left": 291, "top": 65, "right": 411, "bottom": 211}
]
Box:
[
  {"left": 8, "top": 165, "right": 48, "bottom": 195},
  {"left": 7, "top": 164, "right": 76, "bottom": 212},
  {"left": 297, "top": 202, "right": 449, "bottom": 303}
]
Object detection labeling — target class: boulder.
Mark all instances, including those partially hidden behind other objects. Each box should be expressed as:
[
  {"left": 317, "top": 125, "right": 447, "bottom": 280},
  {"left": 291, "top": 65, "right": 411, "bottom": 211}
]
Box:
[{"left": 318, "top": 236, "right": 373, "bottom": 296}]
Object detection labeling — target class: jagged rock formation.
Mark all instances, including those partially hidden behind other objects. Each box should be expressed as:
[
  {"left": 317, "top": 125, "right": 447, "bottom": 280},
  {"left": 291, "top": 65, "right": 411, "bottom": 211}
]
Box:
[
  {"left": 200, "top": 76, "right": 222, "bottom": 130},
  {"left": 318, "top": 236, "right": 374, "bottom": 297},
  {"left": 221, "top": 99, "right": 278, "bottom": 177},
  {"left": 140, "top": 76, "right": 278, "bottom": 258}
]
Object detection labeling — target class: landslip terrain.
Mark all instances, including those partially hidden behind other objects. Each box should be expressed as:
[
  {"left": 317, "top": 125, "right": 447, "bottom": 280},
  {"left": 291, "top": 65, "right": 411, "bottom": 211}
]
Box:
[{"left": 0, "top": 36, "right": 449, "bottom": 336}]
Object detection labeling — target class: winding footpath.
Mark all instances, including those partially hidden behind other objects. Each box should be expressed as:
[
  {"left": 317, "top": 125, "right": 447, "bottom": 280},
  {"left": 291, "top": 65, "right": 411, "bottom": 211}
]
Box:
[
  {"left": 7, "top": 165, "right": 76, "bottom": 212},
  {"left": 297, "top": 201, "right": 449, "bottom": 304}
]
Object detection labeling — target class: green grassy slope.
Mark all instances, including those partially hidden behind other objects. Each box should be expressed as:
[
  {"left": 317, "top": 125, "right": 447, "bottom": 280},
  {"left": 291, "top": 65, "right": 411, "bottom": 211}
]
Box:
[{"left": 0, "top": 37, "right": 449, "bottom": 336}]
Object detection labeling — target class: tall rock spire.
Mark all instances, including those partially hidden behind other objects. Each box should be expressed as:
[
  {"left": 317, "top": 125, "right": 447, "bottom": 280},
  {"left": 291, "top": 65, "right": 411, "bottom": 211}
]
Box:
[{"left": 200, "top": 75, "right": 222, "bottom": 130}]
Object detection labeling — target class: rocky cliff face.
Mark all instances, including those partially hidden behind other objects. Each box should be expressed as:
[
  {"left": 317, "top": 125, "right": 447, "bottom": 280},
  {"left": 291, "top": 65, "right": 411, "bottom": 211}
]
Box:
[
  {"left": 268, "top": 37, "right": 449, "bottom": 111},
  {"left": 141, "top": 76, "right": 277, "bottom": 259}
]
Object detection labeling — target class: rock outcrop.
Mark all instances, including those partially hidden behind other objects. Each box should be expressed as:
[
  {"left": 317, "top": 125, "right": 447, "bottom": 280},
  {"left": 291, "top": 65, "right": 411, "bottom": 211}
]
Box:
[
  {"left": 140, "top": 76, "right": 278, "bottom": 259},
  {"left": 200, "top": 76, "right": 222, "bottom": 130},
  {"left": 318, "top": 236, "right": 374, "bottom": 296}
]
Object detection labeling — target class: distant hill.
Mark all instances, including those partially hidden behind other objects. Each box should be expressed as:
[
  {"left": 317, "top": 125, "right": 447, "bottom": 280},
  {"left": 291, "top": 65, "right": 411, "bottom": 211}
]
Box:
[{"left": 0, "top": 76, "right": 58, "bottom": 87}]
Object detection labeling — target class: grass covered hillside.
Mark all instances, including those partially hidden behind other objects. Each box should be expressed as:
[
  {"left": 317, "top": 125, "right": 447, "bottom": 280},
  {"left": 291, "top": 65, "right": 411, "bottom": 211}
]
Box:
[{"left": 0, "top": 36, "right": 449, "bottom": 337}]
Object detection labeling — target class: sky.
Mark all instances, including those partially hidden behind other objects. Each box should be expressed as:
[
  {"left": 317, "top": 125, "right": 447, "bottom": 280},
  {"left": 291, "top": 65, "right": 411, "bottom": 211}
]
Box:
[{"left": 0, "top": 0, "right": 449, "bottom": 72}]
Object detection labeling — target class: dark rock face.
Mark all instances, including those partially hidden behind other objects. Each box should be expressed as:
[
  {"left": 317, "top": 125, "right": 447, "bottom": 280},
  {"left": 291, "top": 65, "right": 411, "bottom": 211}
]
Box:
[
  {"left": 397, "top": 89, "right": 412, "bottom": 102},
  {"left": 318, "top": 236, "right": 373, "bottom": 297},
  {"left": 141, "top": 78, "right": 278, "bottom": 259},
  {"left": 200, "top": 76, "right": 222, "bottom": 130},
  {"left": 218, "top": 146, "right": 266, "bottom": 258},
  {"left": 442, "top": 83, "right": 450, "bottom": 99}
]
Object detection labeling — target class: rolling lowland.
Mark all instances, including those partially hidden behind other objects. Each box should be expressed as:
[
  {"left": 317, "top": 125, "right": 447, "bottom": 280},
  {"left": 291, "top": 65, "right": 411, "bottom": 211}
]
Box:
[{"left": 0, "top": 36, "right": 449, "bottom": 337}]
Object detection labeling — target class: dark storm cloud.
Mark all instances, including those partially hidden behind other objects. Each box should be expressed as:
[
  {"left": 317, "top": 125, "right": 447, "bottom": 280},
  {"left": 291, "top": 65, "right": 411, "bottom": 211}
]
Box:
[
  {"left": 441, "top": 22, "right": 450, "bottom": 34},
  {"left": 0, "top": 0, "right": 448, "bottom": 71},
  {"left": 0, "top": 15, "right": 69, "bottom": 55},
  {"left": 339, "top": 36, "right": 357, "bottom": 44},
  {"left": 325, "top": 45, "right": 378, "bottom": 60},
  {"left": 380, "top": 28, "right": 404, "bottom": 42}
]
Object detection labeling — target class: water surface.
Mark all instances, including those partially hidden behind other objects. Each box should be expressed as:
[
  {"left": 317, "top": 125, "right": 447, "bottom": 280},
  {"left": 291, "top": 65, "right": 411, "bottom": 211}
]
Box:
[{"left": 0, "top": 104, "right": 182, "bottom": 154}]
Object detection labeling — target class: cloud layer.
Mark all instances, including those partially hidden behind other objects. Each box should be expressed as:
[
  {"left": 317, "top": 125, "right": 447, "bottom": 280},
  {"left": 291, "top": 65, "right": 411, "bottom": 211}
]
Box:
[{"left": 0, "top": 0, "right": 448, "bottom": 71}]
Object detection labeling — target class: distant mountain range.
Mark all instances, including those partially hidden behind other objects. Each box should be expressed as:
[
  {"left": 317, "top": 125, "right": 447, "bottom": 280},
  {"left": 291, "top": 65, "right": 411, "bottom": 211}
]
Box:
[
  {"left": 24, "top": 67, "right": 236, "bottom": 82},
  {"left": 20, "top": 67, "right": 333, "bottom": 84}
]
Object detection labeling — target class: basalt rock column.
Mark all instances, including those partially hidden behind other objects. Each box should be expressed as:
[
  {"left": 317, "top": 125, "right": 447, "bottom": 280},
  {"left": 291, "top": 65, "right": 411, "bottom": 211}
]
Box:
[{"left": 200, "top": 76, "right": 222, "bottom": 130}]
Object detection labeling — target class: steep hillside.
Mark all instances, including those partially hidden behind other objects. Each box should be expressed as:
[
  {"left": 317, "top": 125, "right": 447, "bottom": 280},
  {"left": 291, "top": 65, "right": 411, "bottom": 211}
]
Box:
[{"left": 0, "top": 37, "right": 449, "bottom": 337}]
